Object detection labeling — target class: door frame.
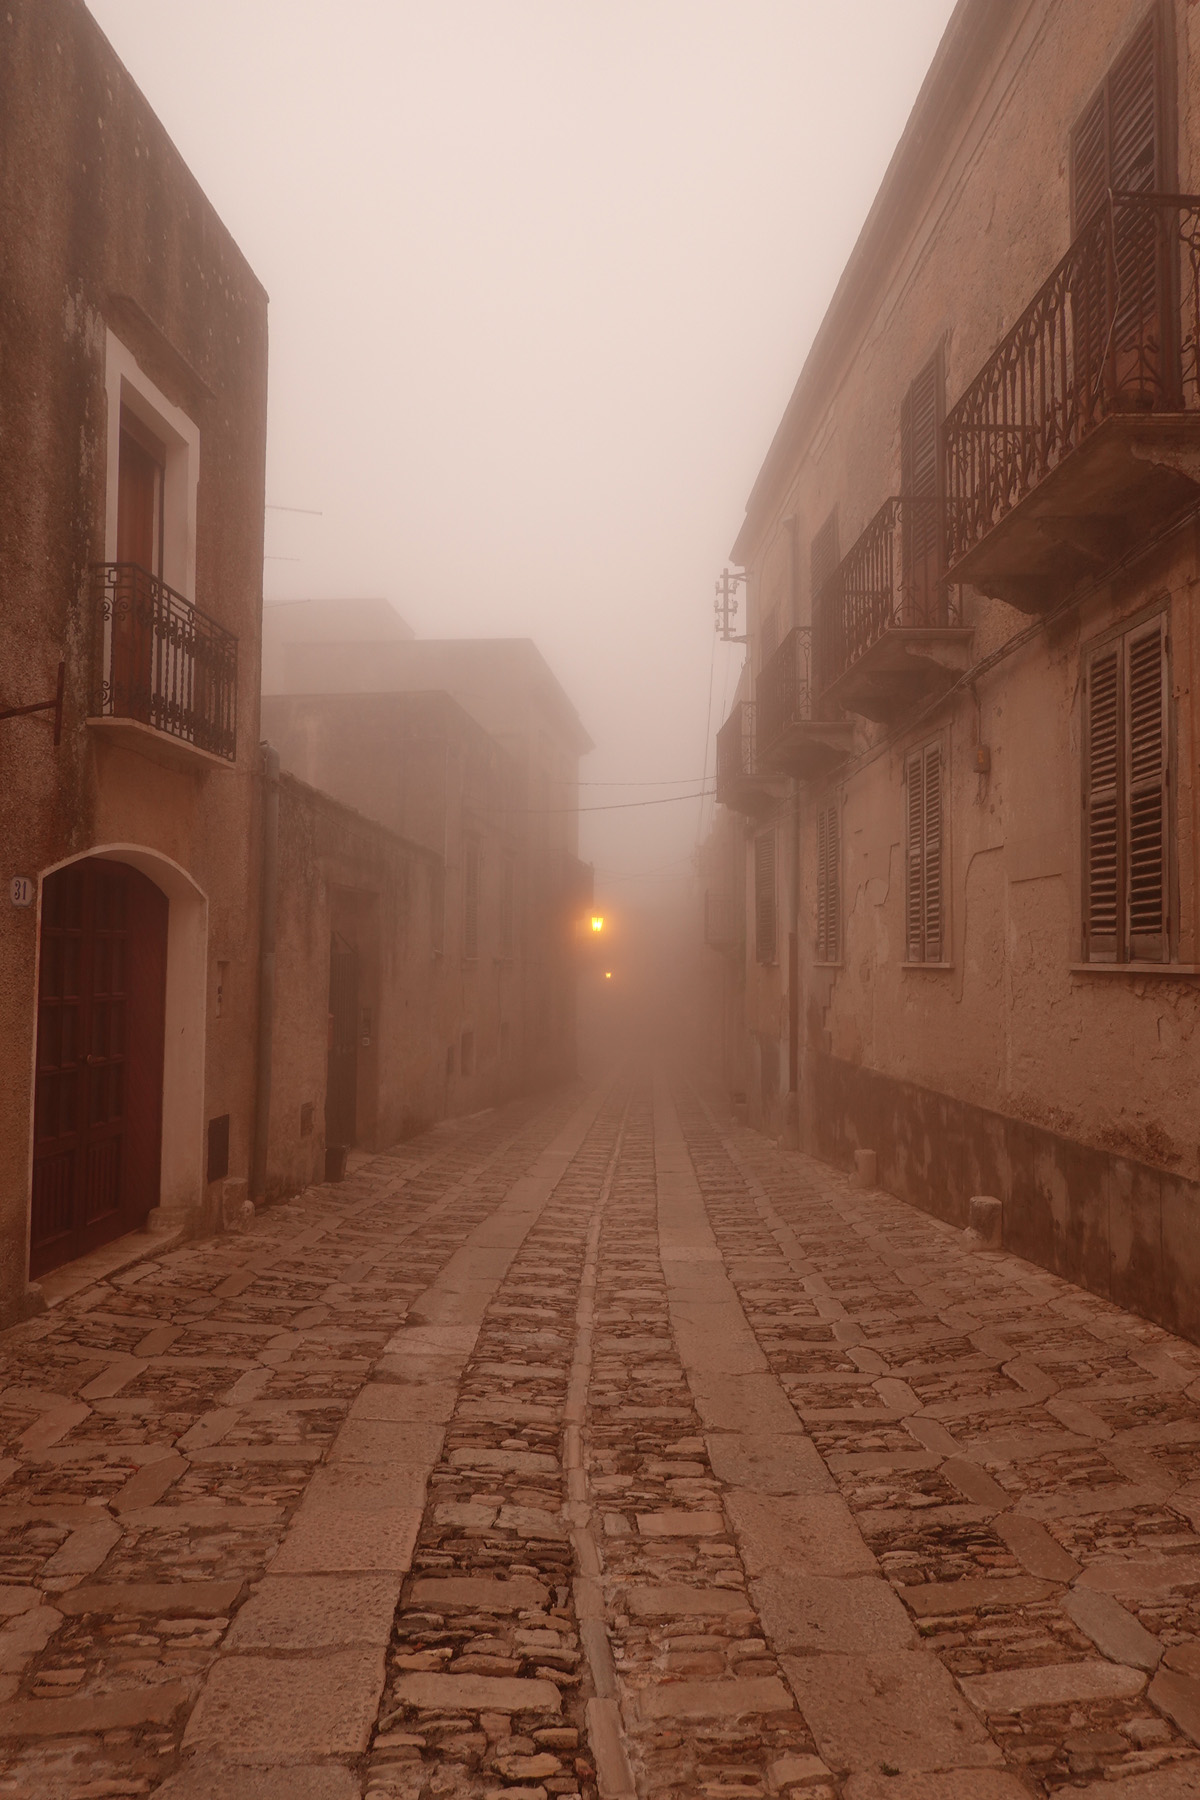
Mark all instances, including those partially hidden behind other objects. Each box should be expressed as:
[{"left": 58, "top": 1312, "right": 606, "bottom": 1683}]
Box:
[{"left": 27, "top": 845, "right": 208, "bottom": 1271}]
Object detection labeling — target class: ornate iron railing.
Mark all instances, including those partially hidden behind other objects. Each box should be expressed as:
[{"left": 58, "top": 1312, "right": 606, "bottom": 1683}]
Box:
[
  {"left": 92, "top": 564, "right": 237, "bottom": 761},
  {"left": 813, "top": 497, "right": 959, "bottom": 693},
  {"left": 944, "top": 193, "right": 1200, "bottom": 567},
  {"left": 756, "top": 626, "right": 813, "bottom": 757},
  {"left": 715, "top": 699, "right": 756, "bottom": 801}
]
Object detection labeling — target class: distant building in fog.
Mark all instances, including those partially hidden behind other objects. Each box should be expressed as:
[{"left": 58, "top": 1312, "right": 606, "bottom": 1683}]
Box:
[
  {"left": 710, "top": 0, "right": 1200, "bottom": 1339},
  {"left": 261, "top": 601, "right": 594, "bottom": 1170}
]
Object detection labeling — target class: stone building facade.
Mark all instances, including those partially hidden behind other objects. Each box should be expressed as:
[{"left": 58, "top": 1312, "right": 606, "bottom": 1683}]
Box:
[
  {"left": 262, "top": 605, "right": 594, "bottom": 1102},
  {"left": 0, "top": 0, "right": 268, "bottom": 1314},
  {"left": 715, "top": 0, "right": 1200, "bottom": 1337}
]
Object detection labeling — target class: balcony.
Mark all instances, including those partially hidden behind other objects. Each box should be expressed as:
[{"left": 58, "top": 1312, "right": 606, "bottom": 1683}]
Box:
[
  {"left": 944, "top": 194, "right": 1200, "bottom": 609},
  {"left": 756, "top": 626, "right": 854, "bottom": 778},
  {"left": 90, "top": 564, "right": 237, "bottom": 768},
  {"left": 703, "top": 890, "right": 739, "bottom": 954},
  {"left": 813, "top": 498, "right": 971, "bottom": 723},
  {"left": 715, "top": 700, "right": 779, "bottom": 815}
]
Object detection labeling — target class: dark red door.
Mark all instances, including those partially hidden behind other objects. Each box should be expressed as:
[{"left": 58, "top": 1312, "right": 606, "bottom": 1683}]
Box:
[{"left": 31, "top": 858, "right": 168, "bottom": 1278}]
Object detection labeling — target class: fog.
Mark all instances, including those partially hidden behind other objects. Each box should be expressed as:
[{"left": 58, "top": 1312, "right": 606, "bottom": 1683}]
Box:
[{"left": 86, "top": 0, "right": 957, "bottom": 921}]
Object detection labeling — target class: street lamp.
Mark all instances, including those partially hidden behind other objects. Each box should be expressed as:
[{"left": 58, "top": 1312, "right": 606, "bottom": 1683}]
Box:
[{"left": 590, "top": 915, "right": 604, "bottom": 934}]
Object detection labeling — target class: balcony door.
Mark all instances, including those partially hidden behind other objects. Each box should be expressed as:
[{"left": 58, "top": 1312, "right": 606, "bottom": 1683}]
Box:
[
  {"left": 1071, "top": 12, "right": 1171, "bottom": 409},
  {"left": 111, "top": 410, "right": 166, "bottom": 724},
  {"left": 31, "top": 858, "right": 168, "bottom": 1277},
  {"left": 901, "top": 353, "right": 943, "bottom": 625}
]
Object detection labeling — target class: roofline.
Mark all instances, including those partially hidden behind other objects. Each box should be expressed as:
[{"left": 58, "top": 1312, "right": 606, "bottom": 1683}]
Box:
[{"left": 730, "top": 0, "right": 1009, "bottom": 565}]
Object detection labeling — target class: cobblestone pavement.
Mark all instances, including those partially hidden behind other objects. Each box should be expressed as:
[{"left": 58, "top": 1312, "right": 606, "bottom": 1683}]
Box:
[{"left": 1, "top": 1074, "right": 1200, "bottom": 1798}]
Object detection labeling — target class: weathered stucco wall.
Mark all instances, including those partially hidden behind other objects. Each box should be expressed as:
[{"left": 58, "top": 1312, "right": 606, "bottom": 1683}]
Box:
[
  {"left": 724, "top": 0, "right": 1200, "bottom": 1334},
  {"left": 267, "top": 777, "right": 446, "bottom": 1197},
  {"left": 0, "top": 0, "right": 268, "bottom": 1316}
]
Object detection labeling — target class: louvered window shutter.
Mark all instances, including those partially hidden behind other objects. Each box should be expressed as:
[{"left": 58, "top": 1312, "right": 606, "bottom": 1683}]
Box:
[
  {"left": 905, "top": 750, "right": 926, "bottom": 962},
  {"left": 755, "top": 830, "right": 777, "bottom": 965},
  {"left": 1072, "top": 13, "right": 1160, "bottom": 227},
  {"left": 900, "top": 355, "right": 942, "bottom": 622},
  {"left": 1109, "top": 14, "right": 1159, "bottom": 195},
  {"left": 816, "top": 801, "right": 840, "bottom": 963},
  {"left": 1126, "top": 619, "right": 1168, "bottom": 960},
  {"left": 1072, "top": 92, "right": 1108, "bottom": 229},
  {"left": 922, "top": 744, "right": 944, "bottom": 963},
  {"left": 1083, "top": 645, "right": 1121, "bottom": 961}
]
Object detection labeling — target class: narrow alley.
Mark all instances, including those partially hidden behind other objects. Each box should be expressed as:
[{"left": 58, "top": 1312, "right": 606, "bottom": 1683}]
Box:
[{"left": 0, "top": 1076, "right": 1197, "bottom": 1800}]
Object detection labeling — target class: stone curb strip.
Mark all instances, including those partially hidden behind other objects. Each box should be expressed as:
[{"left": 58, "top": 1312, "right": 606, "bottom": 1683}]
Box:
[
  {"left": 656, "top": 1078, "right": 1006, "bottom": 1784},
  {"left": 171, "top": 1084, "right": 612, "bottom": 1793}
]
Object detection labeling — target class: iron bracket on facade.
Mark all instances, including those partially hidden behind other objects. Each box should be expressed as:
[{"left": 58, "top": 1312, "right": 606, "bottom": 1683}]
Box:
[
  {"left": 0, "top": 662, "right": 64, "bottom": 745},
  {"left": 714, "top": 567, "right": 748, "bottom": 642}
]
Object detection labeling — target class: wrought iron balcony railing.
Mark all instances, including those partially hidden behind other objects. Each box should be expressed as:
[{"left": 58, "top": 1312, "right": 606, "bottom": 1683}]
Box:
[
  {"left": 92, "top": 563, "right": 238, "bottom": 762},
  {"left": 944, "top": 193, "right": 1200, "bottom": 570},
  {"left": 756, "top": 627, "right": 812, "bottom": 759},
  {"left": 813, "top": 496, "right": 960, "bottom": 695},
  {"left": 715, "top": 699, "right": 757, "bottom": 800}
]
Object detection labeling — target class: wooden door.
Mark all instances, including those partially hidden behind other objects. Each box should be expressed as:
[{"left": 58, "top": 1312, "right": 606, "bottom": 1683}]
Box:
[
  {"left": 112, "top": 410, "right": 165, "bottom": 723},
  {"left": 31, "top": 859, "right": 168, "bottom": 1277},
  {"left": 325, "top": 934, "right": 359, "bottom": 1151}
]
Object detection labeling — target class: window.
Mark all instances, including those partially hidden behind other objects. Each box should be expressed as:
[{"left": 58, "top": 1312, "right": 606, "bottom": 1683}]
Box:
[
  {"left": 900, "top": 353, "right": 943, "bottom": 621},
  {"left": 811, "top": 511, "right": 840, "bottom": 604},
  {"left": 759, "top": 605, "right": 780, "bottom": 666},
  {"left": 754, "top": 830, "right": 777, "bottom": 965},
  {"left": 1072, "top": 11, "right": 1162, "bottom": 230},
  {"left": 430, "top": 863, "right": 445, "bottom": 956},
  {"left": 905, "top": 742, "right": 944, "bottom": 963},
  {"left": 463, "top": 837, "right": 480, "bottom": 962},
  {"left": 103, "top": 331, "right": 199, "bottom": 600},
  {"left": 1083, "top": 615, "right": 1171, "bottom": 963},
  {"left": 816, "top": 800, "right": 840, "bottom": 964},
  {"left": 500, "top": 855, "right": 515, "bottom": 958}
]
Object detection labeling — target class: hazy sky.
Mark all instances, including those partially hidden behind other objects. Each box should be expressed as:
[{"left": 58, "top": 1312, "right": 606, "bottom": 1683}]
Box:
[{"left": 85, "top": 0, "right": 957, "bottom": 901}]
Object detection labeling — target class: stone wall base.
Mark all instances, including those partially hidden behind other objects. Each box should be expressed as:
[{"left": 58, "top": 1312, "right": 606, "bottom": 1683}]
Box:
[{"left": 808, "top": 1051, "right": 1200, "bottom": 1345}]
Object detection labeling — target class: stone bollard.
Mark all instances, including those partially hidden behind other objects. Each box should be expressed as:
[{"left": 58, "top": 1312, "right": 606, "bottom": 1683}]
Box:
[
  {"left": 851, "top": 1149, "right": 878, "bottom": 1190},
  {"left": 967, "top": 1194, "right": 1003, "bottom": 1249}
]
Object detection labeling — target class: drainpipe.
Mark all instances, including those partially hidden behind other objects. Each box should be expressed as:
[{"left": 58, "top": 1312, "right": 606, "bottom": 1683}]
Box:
[{"left": 251, "top": 742, "right": 280, "bottom": 1200}]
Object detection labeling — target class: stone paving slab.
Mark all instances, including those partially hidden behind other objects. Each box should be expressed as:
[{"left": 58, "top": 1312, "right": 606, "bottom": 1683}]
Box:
[
  {"left": 182, "top": 1649, "right": 386, "bottom": 1754},
  {"left": 10, "top": 1071, "right": 1200, "bottom": 1796}
]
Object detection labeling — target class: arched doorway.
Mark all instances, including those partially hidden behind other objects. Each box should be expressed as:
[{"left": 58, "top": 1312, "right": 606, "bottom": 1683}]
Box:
[{"left": 31, "top": 857, "right": 169, "bottom": 1277}]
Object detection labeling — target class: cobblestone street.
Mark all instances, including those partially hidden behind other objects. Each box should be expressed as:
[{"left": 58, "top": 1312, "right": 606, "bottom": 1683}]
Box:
[{"left": 1, "top": 1075, "right": 1200, "bottom": 1799}]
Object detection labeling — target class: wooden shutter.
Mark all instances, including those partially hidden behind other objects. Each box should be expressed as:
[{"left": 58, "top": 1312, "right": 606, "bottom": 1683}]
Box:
[
  {"left": 1083, "top": 644, "right": 1122, "bottom": 961},
  {"left": 922, "top": 744, "right": 944, "bottom": 963},
  {"left": 816, "top": 801, "right": 840, "bottom": 963},
  {"left": 906, "top": 749, "right": 926, "bottom": 961},
  {"left": 900, "top": 355, "right": 942, "bottom": 622},
  {"left": 1126, "top": 619, "right": 1168, "bottom": 960},
  {"left": 1072, "top": 12, "right": 1161, "bottom": 228},
  {"left": 755, "top": 830, "right": 777, "bottom": 965},
  {"left": 905, "top": 743, "right": 943, "bottom": 963}
]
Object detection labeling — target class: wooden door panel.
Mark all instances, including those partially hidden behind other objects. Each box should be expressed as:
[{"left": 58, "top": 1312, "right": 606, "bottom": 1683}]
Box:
[{"left": 31, "top": 858, "right": 168, "bottom": 1277}]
